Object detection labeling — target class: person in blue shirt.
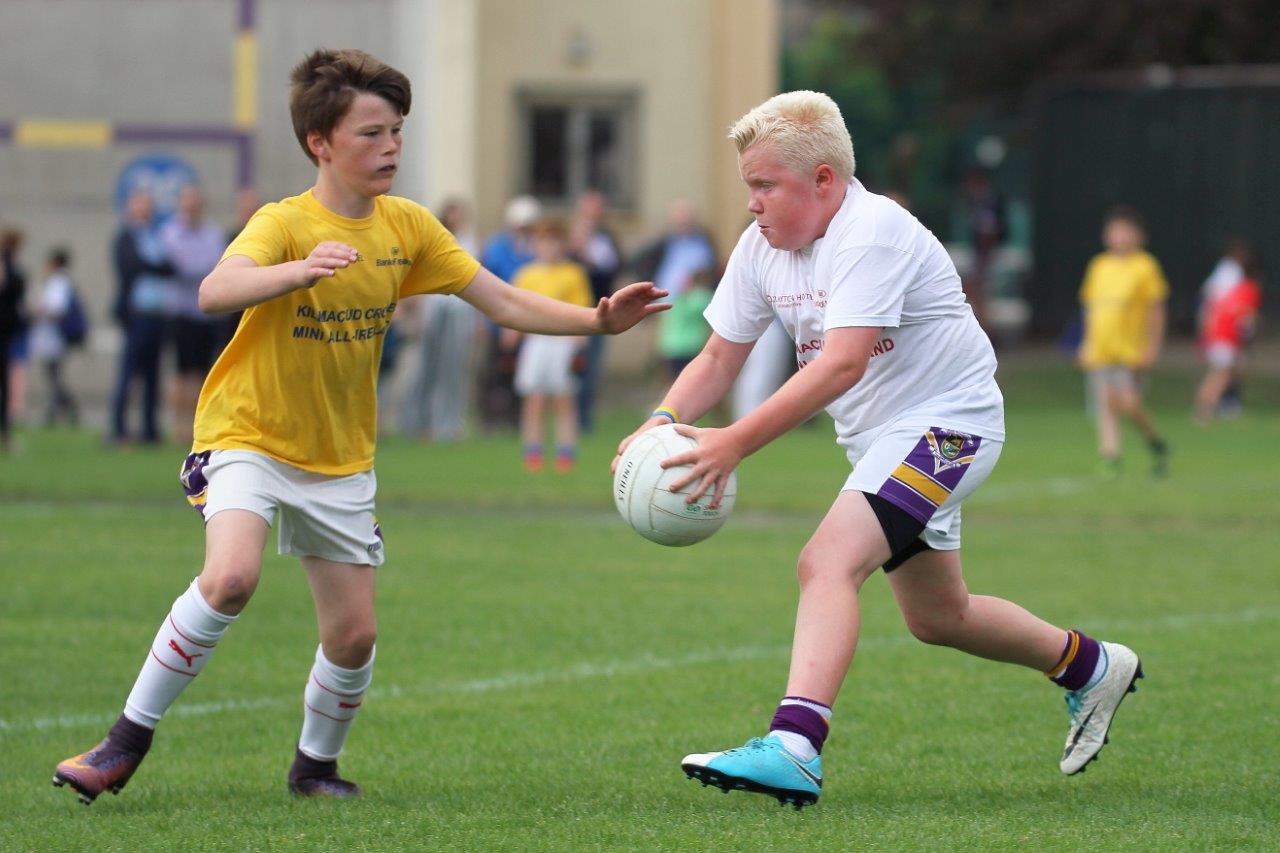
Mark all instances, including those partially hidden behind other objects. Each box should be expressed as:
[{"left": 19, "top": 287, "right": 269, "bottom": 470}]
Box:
[
  {"left": 109, "top": 189, "right": 175, "bottom": 445},
  {"left": 476, "top": 196, "right": 542, "bottom": 430}
]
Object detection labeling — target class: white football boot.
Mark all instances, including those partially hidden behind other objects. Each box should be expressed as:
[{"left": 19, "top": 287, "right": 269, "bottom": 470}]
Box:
[{"left": 1060, "top": 641, "right": 1143, "bottom": 774}]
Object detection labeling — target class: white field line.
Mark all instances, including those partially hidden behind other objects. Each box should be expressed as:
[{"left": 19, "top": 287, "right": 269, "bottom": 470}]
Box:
[{"left": 3, "top": 605, "right": 1278, "bottom": 738}]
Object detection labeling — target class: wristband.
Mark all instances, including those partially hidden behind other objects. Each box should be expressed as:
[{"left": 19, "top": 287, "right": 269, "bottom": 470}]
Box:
[{"left": 651, "top": 406, "right": 679, "bottom": 424}]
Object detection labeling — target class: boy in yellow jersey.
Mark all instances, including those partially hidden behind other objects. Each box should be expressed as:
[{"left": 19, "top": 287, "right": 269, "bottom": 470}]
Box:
[
  {"left": 53, "top": 48, "right": 667, "bottom": 805},
  {"left": 1078, "top": 206, "right": 1170, "bottom": 478},
  {"left": 505, "top": 217, "right": 594, "bottom": 472}
]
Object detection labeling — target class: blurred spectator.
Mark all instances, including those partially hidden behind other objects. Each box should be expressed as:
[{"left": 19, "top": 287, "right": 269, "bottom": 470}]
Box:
[
  {"left": 1196, "top": 242, "right": 1262, "bottom": 424},
  {"left": 0, "top": 228, "right": 28, "bottom": 450},
  {"left": 959, "top": 167, "right": 1007, "bottom": 325},
  {"left": 481, "top": 195, "right": 541, "bottom": 281},
  {"left": 631, "top": 199, "right": 716, "bottom": 303},
  {"left": 1078, "top": 206, "right": 1169, "bottom": 478},
  {"left": 398, "top": 197, "right": 481, "bottom": 441},
  {"left": 28, "top": 246, "right": 80, "bottom": 426},
  {"left": 1196, "top": 238, "right": 1254, "bottom": 416},
  {"left": 110, "top": 189, "right": 175, "bottom": 445},
  {"left": 504, "top": 217, "right": 592, "bottom": 473},
  {"left": 161, "top": 185, "right": 228, "bottom": 445},
  {"left": 657, "top": 268, "right": 714, "bottom": 379},
  {"left": 439, "top": 196, "right": 478, "bottom": 256},
  {"left": 477, "top": 196, "right": 541, "bottom": 431},
  {"left": 568, "top": 189, "right": 621, "bottom": 433},
  {"left": 215, "top": 188, "right": 262, "bottom": 352},
  {"left": 2, "top": 229, "right": 31, "bottom": 441},
  {"left": 229, "top": 187, "right": 261, "bottom": 243}
]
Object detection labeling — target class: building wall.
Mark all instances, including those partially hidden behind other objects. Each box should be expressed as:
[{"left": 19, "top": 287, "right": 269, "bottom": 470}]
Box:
[
  {"left": 0, "top": 0, "right": 402, "bottom": 335},
  {"left": 468, "top": 0, "right": 777, "bottom": 373},
  {"left": 472, "top": 0, "right": 778, "bottom": 252},
  {"left": 0, "top": 0, "right": 778, "bottom": 402}
]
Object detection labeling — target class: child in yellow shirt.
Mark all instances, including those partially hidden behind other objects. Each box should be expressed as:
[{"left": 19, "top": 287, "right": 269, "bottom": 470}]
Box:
[
  {"left": 1078, "top": 206, "right": 1170, "bottom": 477},
  {"left": 505, "top": 217, "right": 593, "bottom": 472},
  {"left": 53, "top": 48, "right": 667, "bottom": 805}
]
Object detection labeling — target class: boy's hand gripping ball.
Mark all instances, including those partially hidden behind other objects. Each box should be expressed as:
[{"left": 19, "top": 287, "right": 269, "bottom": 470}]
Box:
[{"left": 613, "top": 423, "right": 736, "bottom": 546}]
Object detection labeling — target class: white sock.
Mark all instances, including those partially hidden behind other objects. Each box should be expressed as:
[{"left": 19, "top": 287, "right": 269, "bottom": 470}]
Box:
[
  {"left": 771, "top": 730, "right": 818, "bottom": 761},
  {"left": 779, "top": 697, "right": 833, "bottom": 719},
  {"left": 1082, "top": 645, "right": 1109, "bottom": 692},
  {"left": 298, "top": 645, "right": 374, "bottom": 761},
  {"left": 123, "top": 579, "right": 236, "bottom": 728}
]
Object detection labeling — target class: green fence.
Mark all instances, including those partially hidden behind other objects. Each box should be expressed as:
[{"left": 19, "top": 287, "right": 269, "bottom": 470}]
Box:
[{"left": 1030, "top": 69, "right": 1280, "bottom": 336}]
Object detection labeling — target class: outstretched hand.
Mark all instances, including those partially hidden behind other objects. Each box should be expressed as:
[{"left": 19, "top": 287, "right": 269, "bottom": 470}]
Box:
[
  {"left": 596, "top": 281, "right": 670, "bottom": 334},
  {"left": 661, "top": 424, "right": 743, "bottom": 510}
]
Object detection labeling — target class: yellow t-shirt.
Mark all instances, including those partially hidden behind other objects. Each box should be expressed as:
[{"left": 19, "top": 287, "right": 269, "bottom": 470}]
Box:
[
  {"left": 511, "top": 260, "right": 593, "bottom": 308},
  {"left": 1078, "top": 250, "right": 1169, "bottom": 368},
  {"left": 192, "top": 190, "right": 480, "bottom": 474}
]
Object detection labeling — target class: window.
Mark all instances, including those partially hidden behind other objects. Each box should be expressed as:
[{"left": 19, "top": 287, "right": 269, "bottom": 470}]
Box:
[{"left": 518, "top": 90, "right": 638, "bottom": 208}]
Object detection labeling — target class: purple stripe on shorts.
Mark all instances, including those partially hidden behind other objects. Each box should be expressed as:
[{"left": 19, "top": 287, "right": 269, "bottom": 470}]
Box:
[
  {"left": 877, "top": 429, "right": 983, "bottom": 525},
  {"left": 180, "top": 451, "right": 212, "bottom": 497},
  {"left": 179, "top": 451, "right": 212, "bottom": 516},
  {"left": 877, "top": 478, "right": 939, "bottom": 524}
]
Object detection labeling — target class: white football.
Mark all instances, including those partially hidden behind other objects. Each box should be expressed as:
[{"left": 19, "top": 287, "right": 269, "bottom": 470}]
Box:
[{"left": 613, "top": 423, "right": 737, "bottom": 546}]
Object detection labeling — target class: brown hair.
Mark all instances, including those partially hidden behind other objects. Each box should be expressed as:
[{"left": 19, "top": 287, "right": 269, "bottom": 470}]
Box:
[
  {"left": 0, "top": 228, "right": 23, "bottom": 256},
  {"left": 289, "top": 48, "right": 411, "bottom": 165},
  {"left": 1103, "top": 205, "right": 1145, "bottom": 231},
  {"left": 531, "top": 216, "right": 569, "bottom": 240}
]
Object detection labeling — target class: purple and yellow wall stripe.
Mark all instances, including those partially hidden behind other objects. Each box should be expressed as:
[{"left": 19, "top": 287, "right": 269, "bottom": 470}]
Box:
[{"left": 0, "top": 0, "right": 258, "bottom": 188}]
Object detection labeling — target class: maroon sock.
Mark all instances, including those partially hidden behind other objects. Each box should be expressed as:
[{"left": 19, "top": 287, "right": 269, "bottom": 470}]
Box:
[
  {"left": 769, "top": 697, "right": 831, "bottom": 754},
  {"left": 289, "top": 747, "right": 338, "bottom": 782},
  {"left": 109, "top": 714, "right": 154, "bottom": 756},
  {"left": 1048, "top": 629, "right": 1102, "bottom": 691}
]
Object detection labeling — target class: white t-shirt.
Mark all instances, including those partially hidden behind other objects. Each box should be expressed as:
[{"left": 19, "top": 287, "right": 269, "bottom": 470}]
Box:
[
  {"left": 29, "top": 271, "right": 74, "bottom": 360},
  {"left": 705, "top": 180, "right": 1004, "bottom": 456},
  {"left": 1201, "top": 258, "right": 1242, "bottom": 305}
]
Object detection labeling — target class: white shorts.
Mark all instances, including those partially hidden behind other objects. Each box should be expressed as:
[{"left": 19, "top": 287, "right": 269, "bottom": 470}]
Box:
[
  {"left": 514, "top": 335, "right": 578, "bottom": 396},
  {"left": 1088, "top": 365, "right": 1139, "bottom": 395},
  {"left": 1204, "top": 342, "right": 1239, "bottom": 369},
  {"left": 842, "top": 423, "right": 1002, "bottom": 551},
  {"left": 180, "top": 450, "right": 385, "bottom": 566}
]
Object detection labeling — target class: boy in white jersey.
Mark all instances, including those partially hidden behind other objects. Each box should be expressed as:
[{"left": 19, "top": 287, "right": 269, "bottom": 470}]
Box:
[
  {"left": 53, "top": 48, "right": 667, "bottom": 804},
  {"left": 615, "top": 92, "right": 1142, "bottom": 809}
]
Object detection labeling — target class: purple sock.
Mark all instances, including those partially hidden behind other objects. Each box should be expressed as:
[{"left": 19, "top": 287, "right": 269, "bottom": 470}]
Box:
[
  {"left": 108, "top": 713, "right": 154, "bottom": 756},
  {"left": 1048, "top": 629, "right": 1101, "bottom": 691},
  {"left": 769, "top": 696, "right": 831, "bottom": 754},
  {"left": 289, "top": 747, "right": 338, "bottom": 783}
]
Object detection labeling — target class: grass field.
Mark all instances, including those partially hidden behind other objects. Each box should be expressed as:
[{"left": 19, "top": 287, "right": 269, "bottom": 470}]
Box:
[{"left": 1, "top": 359, "right": 1277, "bottom": 850}]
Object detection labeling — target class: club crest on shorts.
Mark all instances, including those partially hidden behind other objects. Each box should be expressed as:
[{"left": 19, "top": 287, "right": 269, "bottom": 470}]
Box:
[
  {"left": 925, "top": 429, "right": 977, "bottom": 473},
  {"left": 877, "top": 428, "right": 985, "bottom": 525}
]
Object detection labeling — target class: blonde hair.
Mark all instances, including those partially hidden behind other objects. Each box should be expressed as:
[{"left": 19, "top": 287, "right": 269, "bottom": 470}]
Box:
[{"left": 728, "top": 91, "right": 855, "bottom": 181}]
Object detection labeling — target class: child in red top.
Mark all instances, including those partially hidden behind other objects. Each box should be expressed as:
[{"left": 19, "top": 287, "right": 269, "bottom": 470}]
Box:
[{"left": 1196, "top": 253, "right": 1262, "bottom": 423}]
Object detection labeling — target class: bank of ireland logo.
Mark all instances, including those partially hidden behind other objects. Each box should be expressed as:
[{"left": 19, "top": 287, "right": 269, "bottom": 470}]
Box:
[{"left": 391, "top": 246, "right": 400, "bottom": 256}]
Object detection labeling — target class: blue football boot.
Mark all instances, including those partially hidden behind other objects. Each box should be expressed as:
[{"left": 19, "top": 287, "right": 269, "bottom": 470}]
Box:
[{"left": 682, "top": 734, "right": 822, "bottom": 810}]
